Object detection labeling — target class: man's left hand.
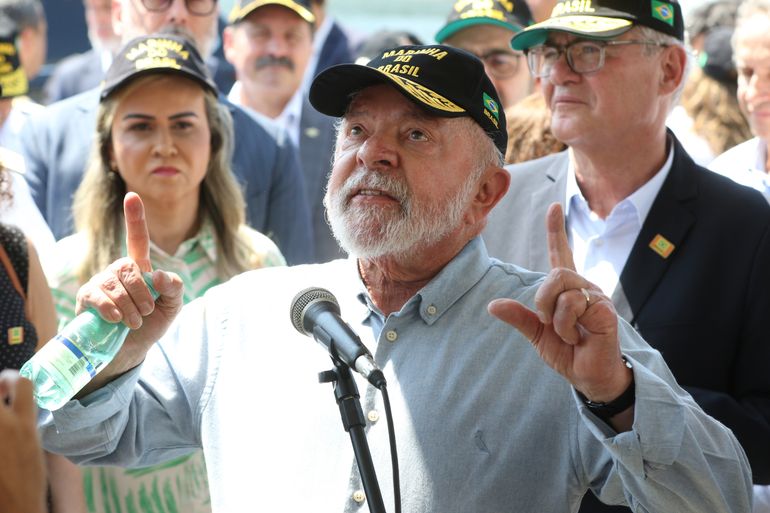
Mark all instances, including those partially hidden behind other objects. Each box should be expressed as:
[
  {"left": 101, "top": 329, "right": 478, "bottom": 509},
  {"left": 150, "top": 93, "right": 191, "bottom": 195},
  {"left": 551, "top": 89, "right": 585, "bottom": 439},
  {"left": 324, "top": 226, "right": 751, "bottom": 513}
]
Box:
[{"left": 488, "top": 203, "right": 632, "bottom": 405}]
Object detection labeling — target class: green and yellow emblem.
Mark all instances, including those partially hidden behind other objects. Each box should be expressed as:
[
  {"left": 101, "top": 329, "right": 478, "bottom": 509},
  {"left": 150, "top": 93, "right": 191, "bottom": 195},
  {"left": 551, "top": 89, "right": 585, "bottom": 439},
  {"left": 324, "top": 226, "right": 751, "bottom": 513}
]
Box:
[
  {"left": 651, "top": 0, "right": 675, "bottom": 26},
  {"left": 483, "top": 92, "right": 499, "bottom": 121},
  {"left": 649, "top": 234, "right": 675, "bottom": 258}
]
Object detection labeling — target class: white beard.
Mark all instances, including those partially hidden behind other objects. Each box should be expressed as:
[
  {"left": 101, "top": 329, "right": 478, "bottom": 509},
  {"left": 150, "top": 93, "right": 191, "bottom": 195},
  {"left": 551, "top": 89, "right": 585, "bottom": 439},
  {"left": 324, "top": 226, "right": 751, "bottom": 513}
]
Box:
[{"left": 324, "top": 167, "right": 478, "bottom": 259}]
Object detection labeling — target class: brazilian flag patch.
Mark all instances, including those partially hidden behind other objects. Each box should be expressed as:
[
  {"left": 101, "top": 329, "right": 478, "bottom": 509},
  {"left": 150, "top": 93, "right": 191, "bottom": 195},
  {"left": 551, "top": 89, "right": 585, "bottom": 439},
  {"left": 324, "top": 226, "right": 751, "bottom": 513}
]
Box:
[
  {"left": 651, "top": 0, "right": 675, "bottom": 26},
  {"left": 7, "top": 326, "right": 23, "bottom": 345},
  {"left": 483, "top": 92, "right": 499, "bottom": 121}
]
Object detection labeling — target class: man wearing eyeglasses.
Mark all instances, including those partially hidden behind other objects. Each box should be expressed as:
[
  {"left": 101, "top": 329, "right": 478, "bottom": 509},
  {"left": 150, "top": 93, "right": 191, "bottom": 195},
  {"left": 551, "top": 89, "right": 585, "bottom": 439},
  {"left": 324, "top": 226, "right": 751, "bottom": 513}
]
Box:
[
  {"left": 19, "top": 0, "right": 316, "bottom": 265},
  {"left": 435, "top": 0, "right": 534, "bottom": 114},
  {"left": 483, "top": 1, "right": 770, "bottom": 512}
]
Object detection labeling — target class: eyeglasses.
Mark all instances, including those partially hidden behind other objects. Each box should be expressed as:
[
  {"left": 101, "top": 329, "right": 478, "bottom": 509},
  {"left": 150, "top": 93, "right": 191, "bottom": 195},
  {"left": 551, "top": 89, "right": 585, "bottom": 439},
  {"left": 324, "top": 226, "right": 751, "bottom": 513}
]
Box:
[
  {"left": 140, "top": 0, "right": 217, "bottom": 16},
  {"left": 525, "top": 40, "right": 668, "bottom": 79},
  {"left": 477, "top": 50, "right": 525, "bottom": 79}
]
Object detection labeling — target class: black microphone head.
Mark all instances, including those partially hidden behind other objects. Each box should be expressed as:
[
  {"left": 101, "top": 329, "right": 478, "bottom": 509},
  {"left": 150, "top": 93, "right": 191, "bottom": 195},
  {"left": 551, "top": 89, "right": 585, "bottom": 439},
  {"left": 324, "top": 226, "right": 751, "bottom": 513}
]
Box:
[{"left": 290, "top": 287, "right": 341, "bottom": 336}]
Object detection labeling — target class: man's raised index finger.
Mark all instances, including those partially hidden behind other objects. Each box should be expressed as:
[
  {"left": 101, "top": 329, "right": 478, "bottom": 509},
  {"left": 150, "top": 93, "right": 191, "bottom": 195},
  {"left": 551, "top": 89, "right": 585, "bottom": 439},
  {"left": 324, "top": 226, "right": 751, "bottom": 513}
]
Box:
[
  {"left": 124, "top": 192, "right": 152, "bottom": 273},
  {"left": 546, "top": 202, "right": 576, "bottom": 272}
]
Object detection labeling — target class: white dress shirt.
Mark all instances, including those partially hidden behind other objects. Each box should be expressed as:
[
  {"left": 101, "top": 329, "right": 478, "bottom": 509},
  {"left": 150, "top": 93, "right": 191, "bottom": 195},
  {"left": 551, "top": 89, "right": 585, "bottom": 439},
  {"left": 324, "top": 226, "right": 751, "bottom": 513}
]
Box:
[
  {"left": 565, "top": 146, "right": 674, "bottom": 295},
  {"left": 709, "top": 137, "right": 770, "bottom": 203},
  {"left": 227, "top": 81, "right": 304, "bottom": 149}
]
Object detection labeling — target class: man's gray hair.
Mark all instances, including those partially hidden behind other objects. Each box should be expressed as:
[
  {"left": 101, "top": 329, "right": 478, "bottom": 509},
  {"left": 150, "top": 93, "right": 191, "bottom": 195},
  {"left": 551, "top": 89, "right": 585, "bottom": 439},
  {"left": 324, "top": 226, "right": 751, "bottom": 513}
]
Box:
[{"left": 635, "top": 25, "right": 690, "bottom": 111}]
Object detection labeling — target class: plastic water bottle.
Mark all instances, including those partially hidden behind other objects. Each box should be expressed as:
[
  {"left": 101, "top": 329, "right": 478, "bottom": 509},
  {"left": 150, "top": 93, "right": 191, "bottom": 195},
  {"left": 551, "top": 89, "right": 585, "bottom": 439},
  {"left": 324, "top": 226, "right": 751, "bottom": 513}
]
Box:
[{"left": 20, "top": 273, "right": 158, "bottom": 410}]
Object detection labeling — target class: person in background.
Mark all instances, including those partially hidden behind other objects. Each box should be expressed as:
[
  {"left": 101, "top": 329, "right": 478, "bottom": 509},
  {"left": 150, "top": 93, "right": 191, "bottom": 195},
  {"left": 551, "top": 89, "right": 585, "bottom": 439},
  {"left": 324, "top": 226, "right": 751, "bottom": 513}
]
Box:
[
  {"left": 37, "top": 44, "right": 752, "bottom": 512},
  {"left": 710, "top": 0, "right": 770, "bottom": 203},
  {"left": 43, "top": 0, "right": 121, "bottom": 104},
  {"left": 685, "top": 0, "right": 740, "bottom": 53},
  {"left": 0, "top": 371, "right": 46, "bottom": 513},
  {"left": 0, "top": 16, "right": 53, "bottom": 269},
  {"left": 20, "top": 0, "right": 314, "bottom": 265},
  {"left": 224, "top": 0, "right": 342, "bottom": 262},
  {"left": 0, "top": 163, "right": 86, "bottom": 513},
  {"left": 668, "top": 27, "right": 750, "bottom": 165},
  {"left": 482, "top": 1, "right": 770, "bottom": 512},
  {"left": 436, "top": 0, "right": 534, "bottom": 113},
  {"left": 45, "top": 33, "right": 285, "bottom": 513},
  {"left": 0, "top": 0, "right": 45, "bottom": 82},
  {"left": 304, "top": 0, "right": 353, "bottom": 81},
  {"left": 504, "top": 91, "right": 565, "bottom": 164}
]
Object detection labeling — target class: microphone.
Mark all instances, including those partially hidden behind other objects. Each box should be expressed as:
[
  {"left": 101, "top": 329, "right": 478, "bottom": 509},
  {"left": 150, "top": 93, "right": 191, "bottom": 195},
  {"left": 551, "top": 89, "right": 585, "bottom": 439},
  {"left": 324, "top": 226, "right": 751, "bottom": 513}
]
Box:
[{"left": 290, "top": 287, "right": 386, "bottom": 389}]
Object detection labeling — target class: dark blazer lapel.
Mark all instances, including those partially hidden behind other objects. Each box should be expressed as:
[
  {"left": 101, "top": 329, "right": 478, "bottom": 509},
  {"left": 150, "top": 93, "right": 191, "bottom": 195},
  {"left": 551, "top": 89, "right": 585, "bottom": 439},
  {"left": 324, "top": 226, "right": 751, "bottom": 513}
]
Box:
[
  {"left": 618, "top": 137, "right": 698, "bottom": 323},
  {"left": 299, "top": 98, "right": 336, "bottom": 214}
]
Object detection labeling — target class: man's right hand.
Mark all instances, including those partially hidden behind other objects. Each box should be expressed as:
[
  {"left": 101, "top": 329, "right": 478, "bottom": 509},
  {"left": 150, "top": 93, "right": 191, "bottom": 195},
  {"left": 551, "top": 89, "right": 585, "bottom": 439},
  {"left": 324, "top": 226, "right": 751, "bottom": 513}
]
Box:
[{"left": 75, "top": 192, "right": 184, "bottom": 392}]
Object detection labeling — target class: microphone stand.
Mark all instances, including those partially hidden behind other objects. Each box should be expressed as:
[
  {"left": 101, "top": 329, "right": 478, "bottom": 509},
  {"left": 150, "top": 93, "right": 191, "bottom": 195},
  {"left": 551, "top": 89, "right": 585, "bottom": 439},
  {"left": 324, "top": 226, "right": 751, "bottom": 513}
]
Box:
[{"left": 319, "top": 358, "right": 387, "bottom": 513}]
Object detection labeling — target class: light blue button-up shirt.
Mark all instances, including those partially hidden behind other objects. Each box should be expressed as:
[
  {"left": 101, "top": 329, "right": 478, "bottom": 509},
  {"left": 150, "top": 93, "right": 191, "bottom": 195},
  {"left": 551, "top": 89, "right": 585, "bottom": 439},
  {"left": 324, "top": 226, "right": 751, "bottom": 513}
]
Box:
[{"left": 41, "top": 238, "right": 752, "bottom": 512}]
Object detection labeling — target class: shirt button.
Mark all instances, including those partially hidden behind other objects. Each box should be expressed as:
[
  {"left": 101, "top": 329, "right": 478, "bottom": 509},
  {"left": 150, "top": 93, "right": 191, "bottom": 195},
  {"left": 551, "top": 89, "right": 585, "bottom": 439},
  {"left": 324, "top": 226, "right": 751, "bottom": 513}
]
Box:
[
  {"left": 352, "top": 490, "right": 366, "bottom": 503},
  {"left": 594, "top": 239, "right": 604, "bottom": 247},
  {"left": 426, "top": 304, "right": 437, "bottom": 315},
  {"left": 385, "top": 330, "right": 398, "bottom": 342},
  {"left": 367, "top": 410, "right": 380, "bottom": 423}
]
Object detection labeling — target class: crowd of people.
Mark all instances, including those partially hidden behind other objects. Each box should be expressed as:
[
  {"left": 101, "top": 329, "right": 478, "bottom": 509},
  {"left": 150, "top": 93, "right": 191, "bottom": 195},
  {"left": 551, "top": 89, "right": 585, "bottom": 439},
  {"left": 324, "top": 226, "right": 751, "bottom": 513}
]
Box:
[{"left": 0, "top": 0, "right": 768, "bottom": 511}]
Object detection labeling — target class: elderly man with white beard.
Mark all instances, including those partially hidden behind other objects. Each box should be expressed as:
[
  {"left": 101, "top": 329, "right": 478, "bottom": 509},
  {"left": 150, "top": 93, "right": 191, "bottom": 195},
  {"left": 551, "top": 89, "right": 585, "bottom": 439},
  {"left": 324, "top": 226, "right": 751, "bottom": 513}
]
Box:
[{"left": 35, "top": 45, "right": 751, "bottom": 512}]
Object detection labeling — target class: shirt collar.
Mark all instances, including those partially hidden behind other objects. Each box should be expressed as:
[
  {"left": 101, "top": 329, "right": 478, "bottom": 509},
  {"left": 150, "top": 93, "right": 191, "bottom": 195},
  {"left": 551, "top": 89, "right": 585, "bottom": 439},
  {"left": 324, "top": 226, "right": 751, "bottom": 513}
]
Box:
[
  {"left": 353, "top": 237, "right": 492, "bottom": 326},
  {"left": 565, "top": 141, "right": 675, "bottom": 225},
  {"left": 139, "top": 218, "right": 218, "bottom": 263}
]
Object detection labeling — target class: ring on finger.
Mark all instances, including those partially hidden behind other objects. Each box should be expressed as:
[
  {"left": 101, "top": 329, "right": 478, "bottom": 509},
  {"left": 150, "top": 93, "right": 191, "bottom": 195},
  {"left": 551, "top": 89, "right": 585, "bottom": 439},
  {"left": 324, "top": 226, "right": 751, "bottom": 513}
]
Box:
[{"left": 580, "top": 287, "right": 591, "bottom": 308}]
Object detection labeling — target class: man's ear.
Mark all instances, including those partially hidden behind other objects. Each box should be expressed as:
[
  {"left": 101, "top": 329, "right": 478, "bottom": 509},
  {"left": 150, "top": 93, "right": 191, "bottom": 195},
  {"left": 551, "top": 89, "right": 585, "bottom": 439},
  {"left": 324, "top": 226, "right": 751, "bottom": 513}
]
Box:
[
  {"left": 468, "top": 165, "right": 511, "bottom": 222},
  {"left": 222, "top": 26, "right": 236, "bottom": 64},
  {"left": 660, "top": 44, "right": 687, "bottom": 96},
  {"left": 111, "top": 0, "right": 125, "bottom": 39}
]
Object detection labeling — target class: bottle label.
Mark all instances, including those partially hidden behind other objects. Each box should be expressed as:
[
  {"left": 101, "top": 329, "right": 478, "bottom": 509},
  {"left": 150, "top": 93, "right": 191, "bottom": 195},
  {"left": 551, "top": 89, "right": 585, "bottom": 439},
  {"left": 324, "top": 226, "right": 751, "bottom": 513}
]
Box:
[{"left": 39, "top": 334, "right": 97, "bottom": 391}]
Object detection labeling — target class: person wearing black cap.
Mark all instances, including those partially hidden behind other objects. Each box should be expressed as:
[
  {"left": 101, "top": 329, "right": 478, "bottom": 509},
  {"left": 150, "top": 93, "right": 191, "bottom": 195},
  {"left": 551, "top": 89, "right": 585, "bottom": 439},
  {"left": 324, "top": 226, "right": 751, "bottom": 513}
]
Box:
[
  {"left": 18, "top": 0, "right": 316, "bottom": 266},
  {"left": 37, "top": 43, "right": 750, "bottom": 512},
  {"left": 45, "top": 33, "right": 287, "bottom": 513},
  {"left": 668, "top": 25, "right": 750, "bottom": 166},
  {"left": 483, "top": 1, "right": 770, "bottom": 511},
  {"left": 436, "top": 0, "right": 534, "bottom": 113},
  {"left": 224, "top": 0, "right": 343, "bottom": 263},
  {"left": 710, "top": 0, "right": 770, "bottom": 204}
]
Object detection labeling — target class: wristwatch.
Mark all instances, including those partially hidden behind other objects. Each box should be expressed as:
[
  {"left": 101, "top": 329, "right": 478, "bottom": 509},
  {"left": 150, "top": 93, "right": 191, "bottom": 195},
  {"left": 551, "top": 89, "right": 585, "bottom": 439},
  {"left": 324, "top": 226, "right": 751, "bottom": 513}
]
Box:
[{"left": 577, "top": 357, "right": 635, "bottom": 422}]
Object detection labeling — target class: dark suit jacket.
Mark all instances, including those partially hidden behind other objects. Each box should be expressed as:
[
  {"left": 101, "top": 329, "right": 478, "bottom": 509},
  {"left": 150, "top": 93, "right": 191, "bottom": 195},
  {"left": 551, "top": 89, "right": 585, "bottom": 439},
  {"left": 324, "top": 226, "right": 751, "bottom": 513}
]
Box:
[
  {"left": 298, "top": 97, "right": 345, "bottom": 262},
  {"left": 43, "top": 49, "right": 104, "bottom": 104},
  {"left": 314, "top": 20, "right": 354, "bottom": 75},
  {"left": 20, "top": 88, "right": 315, "bottom": 265},
  {"left": 484, "top": 136, "right": 770, "bottom": 497}
]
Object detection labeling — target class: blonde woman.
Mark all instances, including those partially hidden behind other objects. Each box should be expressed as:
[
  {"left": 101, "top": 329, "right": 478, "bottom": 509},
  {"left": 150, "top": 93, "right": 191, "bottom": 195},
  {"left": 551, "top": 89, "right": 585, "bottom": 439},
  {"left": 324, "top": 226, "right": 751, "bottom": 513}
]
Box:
[{"left": 45, "top": 34, "right": 284, "bottom": 513}]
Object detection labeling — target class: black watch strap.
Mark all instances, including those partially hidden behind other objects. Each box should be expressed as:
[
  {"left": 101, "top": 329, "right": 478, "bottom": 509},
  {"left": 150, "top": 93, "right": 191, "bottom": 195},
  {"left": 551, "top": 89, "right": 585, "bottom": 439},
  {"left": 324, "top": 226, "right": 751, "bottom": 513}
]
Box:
[{"left": 577, "top": 357, "right": 635, "bottom": 422}]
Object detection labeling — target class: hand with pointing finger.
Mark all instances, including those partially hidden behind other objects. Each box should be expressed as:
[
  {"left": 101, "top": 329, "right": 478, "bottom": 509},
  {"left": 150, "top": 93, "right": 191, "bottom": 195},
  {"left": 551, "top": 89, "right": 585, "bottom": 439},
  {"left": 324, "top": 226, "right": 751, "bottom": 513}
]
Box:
[
  {"left": 488, "top": 203, "right": 633, "bottom": 420},
  {"left": 74, "top": 192, "right": 184, "bottom": 394}
]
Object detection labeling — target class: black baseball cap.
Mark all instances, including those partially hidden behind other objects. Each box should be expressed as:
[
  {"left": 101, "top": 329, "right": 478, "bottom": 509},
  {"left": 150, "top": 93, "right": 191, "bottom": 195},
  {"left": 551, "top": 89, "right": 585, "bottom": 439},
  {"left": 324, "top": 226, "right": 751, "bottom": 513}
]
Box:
[
  {"left": 511, "top": 0, "right": 684, "bottom": 50},
  {"left": 435, "top": 0, "right": 533, "bottom": 43},
  {"left": 0, "top": 33, "right": 27, "bottom": 99},
  {"left": 699, "top": 26, "right": 736, "bottom": 85},
  {"left": 101, "top": 34, "right": 217, "bottom": 100},
  {"left": 228, "top": 0, "right": 315, "bottom": 24},
  {"left": 310, "top": 45, "right": 507, "bottom": 155}
]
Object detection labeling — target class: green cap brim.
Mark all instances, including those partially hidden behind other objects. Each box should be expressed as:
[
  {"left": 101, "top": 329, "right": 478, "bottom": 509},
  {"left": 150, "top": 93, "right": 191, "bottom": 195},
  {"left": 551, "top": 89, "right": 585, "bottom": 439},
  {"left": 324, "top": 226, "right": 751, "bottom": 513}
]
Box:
[
  {"left": 435, "top": 17, "right": 522, "bottom": 43},
  {"left": 510, "top": 15, "right": 632, "bottom": 50}
]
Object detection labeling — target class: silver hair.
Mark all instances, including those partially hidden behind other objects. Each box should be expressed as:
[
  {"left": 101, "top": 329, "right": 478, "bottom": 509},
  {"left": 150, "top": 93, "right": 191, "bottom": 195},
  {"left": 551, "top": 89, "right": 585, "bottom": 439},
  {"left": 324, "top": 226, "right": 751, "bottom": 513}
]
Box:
[{"left": 634, "top": 25, "right": 691, "bottom": 111}]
